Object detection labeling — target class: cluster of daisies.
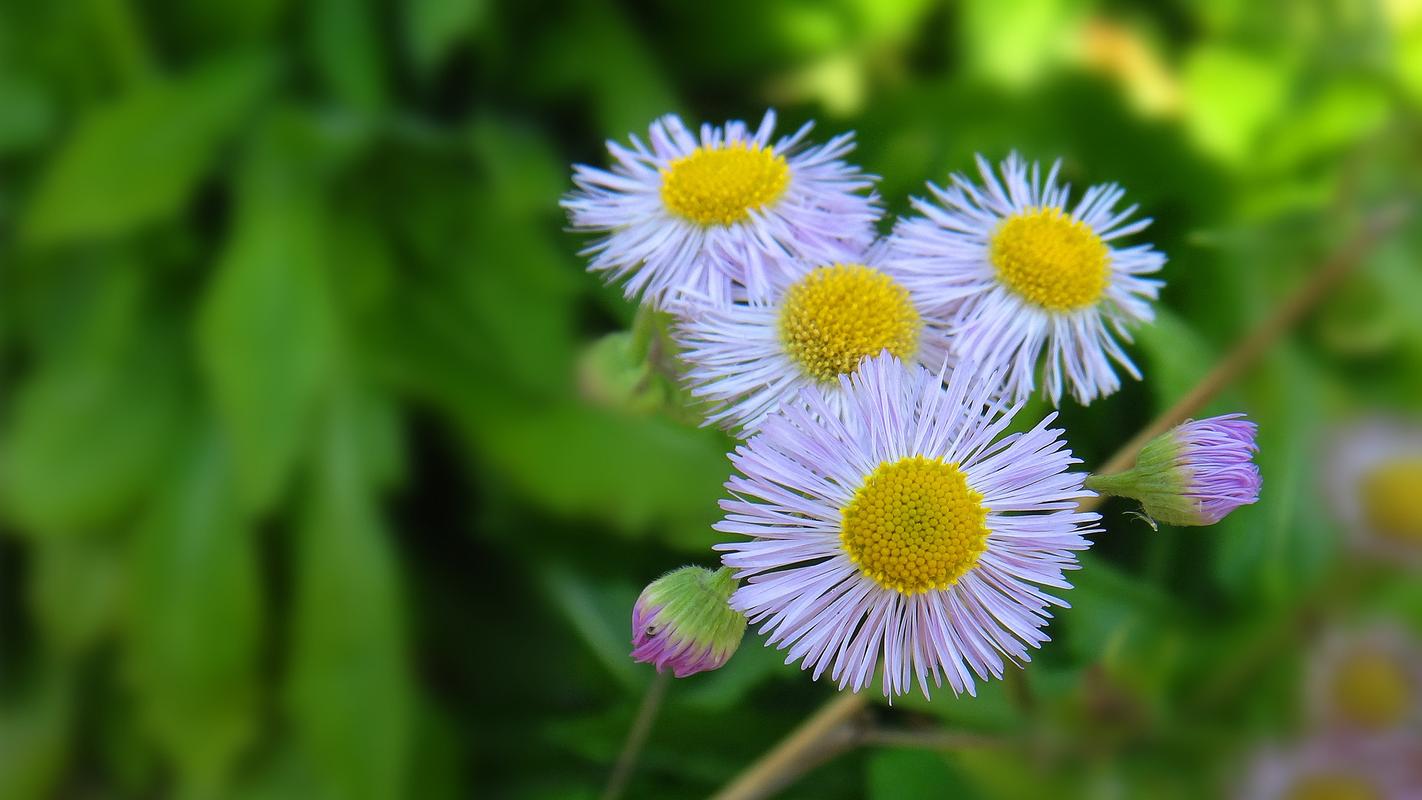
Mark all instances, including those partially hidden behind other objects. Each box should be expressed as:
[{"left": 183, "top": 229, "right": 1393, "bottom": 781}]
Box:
[
  {"left": 1237, "top": 420, "right": 1422, "bottom": 799},
  {"left": 1239, "top": 625, "right": 1421, "bottom": 799},
  {"left": 564, "top": 111, "right": 1261, "bottom": 699}
]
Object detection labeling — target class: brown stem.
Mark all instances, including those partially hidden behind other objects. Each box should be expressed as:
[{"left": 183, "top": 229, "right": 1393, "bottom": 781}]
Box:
[
  {"left": 601, "top": 670, "right": 672, "bottom": 800},
  {"left": 706, "top": 207, "right": 1406, "bottom": 800}
]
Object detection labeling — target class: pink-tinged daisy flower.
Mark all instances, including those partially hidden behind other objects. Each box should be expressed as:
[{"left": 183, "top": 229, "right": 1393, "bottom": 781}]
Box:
[
  {"left": 1305, "top": 625, "right": 1421, "bottom": 735},
  {"left": 563, "top": 111, "right": 880, "bottom": 310},
  {"left": 674, "top": 246, "right": 954, "bottom": 434},
  {"left": 715, "top": 353, "right": 1099, "bottom": 698},
  {"left": 1326, "top": 418, "right": 1422, "bottom": 565},
  {"left": 631, "top": 566, "right": 747, "bottom": 678},
  {"left": 1236, "top": 735, "right": 1421, "bottom": 800},
  {"left": 884, "top": 153, "right": 1165, "bottom": 405},
  {"left": 1086, "top": 413, "right": 1261, "bottom": 526}
]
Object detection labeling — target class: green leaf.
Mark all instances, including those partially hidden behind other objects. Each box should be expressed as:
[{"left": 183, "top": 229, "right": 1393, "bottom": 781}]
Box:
[
  {"left": 471, "top": 403, "right": 730, "bottom": 551},
  {"left": 308, "top": 0, "right": 387, "bottom": 113},
  {"left": 537, "top": 563, "right": 645, "bottom": 692},
  {"left": 127, "top": 425, "right": 262, "bottom": 796},
  {"left": 197, "top": 117, "right": 339, "bottom": 515},
  {"left": 406, "top": 0, "right": 485, "bottom": 77},
  {"left": 868, "top": 749, "right": 972, "bottom": 800},
  {"left": 28, "top": 535, "right": 124, "bottom": 659},
  {"left": 1182, "top": 45, "right": 1291, "bottom": 163},
  {"left": 287, "top": 391, "right": 413, "bottom": 800},
  {"left": 0, "top": 667, "right": 73, "bottom": 800},
  {"left": 23, "top": 51, "right": 275, "bottom": 244},
  {"left": 0, "top": 301, "right": 186, "bottom": 535}
]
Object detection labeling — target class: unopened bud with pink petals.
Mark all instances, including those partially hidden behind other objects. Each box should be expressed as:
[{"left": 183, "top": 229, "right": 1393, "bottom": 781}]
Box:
[
  {"left": 1087, "top": 414, "right": 1262, "bottom": 526},
  {"left": 631, "top": 566, "right": 746, "bottom": 677}
]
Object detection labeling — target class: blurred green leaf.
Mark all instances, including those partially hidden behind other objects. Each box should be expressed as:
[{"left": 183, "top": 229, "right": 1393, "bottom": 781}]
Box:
[
  {"left": 538, "top": 563, "right": 644, "bottom": 692},
  {"left": 868, "top": 749, "right": 972, "bottom": 799},
  {"left": 406, "top": 0, "right": 486, "bottom": 78},
  {"left": 0, "top": 301, "right": 186, "bottom": 534},
  {"left": 287, "top": 389, "right": 413, "bottom": 800},
  {"left": 472, "top": 403, "right": 730, "bottom": 551},
  {"left": 308, "top": 0, "right": 387, "bottom": 114},
  {"left": 1182, "top": 44, "right": 1291, "bottom": 162},
  {"left": 197, "top": 116, "right": 339, "bottom": 516},
  {"left": 0, "top": 668, "right": 72, "bottom": 800},
  {"left": 128, "top": 425, "right": 261, "bottom": 796},
  {"left": 28, "top": 535, "right": 124, "bottom": 659},
  {"left": 0, "top": 73, "right": 54, "bottom": 155},
  {"left": 23, "top": 51, "right": 275, "bottom": 244}
]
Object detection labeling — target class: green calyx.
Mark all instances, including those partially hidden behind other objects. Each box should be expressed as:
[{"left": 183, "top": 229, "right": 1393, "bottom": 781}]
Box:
[
  {"left": 644, "top": 566, "right": 747, "bottom": 651},
  {"left": 1085, "top": 432, "right": 1206, "bottom": 526}
]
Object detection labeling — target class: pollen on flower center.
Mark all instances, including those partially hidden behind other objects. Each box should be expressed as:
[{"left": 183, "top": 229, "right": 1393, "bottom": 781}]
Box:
[
  {"left": 779, "top": 264, "right": 921, "bottom": 383},
  {"left": 1284, "top": 773, "right": 1382, "bottom": 800},
  {"left": 660, "top": 143, "right": 790, "bottom": 225},
  {"left": 1331, "top": 650, "right": 1414, "bottom": 729},
  {"left": 840, "top": 456, "right": 990, "bottom": 595},
  {"left": 1360, "top": 458, "right": 1422, "bottom": 543},
  {"left": 990, "top": 207, "right": 1110, "bottom": 312}
]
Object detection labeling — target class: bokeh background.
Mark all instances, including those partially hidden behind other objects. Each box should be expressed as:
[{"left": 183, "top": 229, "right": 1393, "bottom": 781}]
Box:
[{"left": 2, "top": 0, "right": 1421, "bottom": 798}]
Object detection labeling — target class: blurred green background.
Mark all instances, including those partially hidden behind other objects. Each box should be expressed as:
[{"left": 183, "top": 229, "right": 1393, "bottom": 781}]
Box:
[{"left": 1, "top": 0, "right": 1421, "bottom": 798}]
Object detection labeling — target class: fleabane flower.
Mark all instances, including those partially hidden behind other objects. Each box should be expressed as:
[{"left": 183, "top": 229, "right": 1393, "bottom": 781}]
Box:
[
  {"left": 1306, "top": 626, "right": 1421, "bottom": 735},
  {"left": 1326, "top": 419, "right": 1422, "bottom": 564},
  {"left": 1086, "top": 414, "right": 1261, "bottom": 526},
  {"left": 884, "top": 153, "right": 1165, "bottom": 405},
  {"left": 1237, "top": 736, "right": 1420, "bottom": 800},
  {"left": 674, "top": 248, "right": 953, "bottom": 434},
  {"left": 716, "top": 353, "right": 1099, "bottom": 698},
  {"left": 631, "top": 566, "right": 747, "bottom": 677},
  {"left": 563, "top": 111, "right": 880, "bottom": 309}
]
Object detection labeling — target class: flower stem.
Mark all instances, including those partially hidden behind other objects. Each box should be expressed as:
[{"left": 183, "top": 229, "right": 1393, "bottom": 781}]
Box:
[
  {"left": 706, "top": 205, "right": 1407, "bottom": 800},
  {"left": 601, "top": 670, "right": 672, "bottom": 800}
]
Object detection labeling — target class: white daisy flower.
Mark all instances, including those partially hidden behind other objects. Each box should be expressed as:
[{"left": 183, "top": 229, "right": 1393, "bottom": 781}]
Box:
[
  {"left": 885, "top": 153, "right": 1166, "bottom": 405},
  {"left": 1305, "top": 625, "right": 1421, "bottom": 735},
  {"left": 1325, "top": 418, "right": 1422, "bottom": 565},
  {"left": 562, "top": 110, "right": 880, "bottom": 309},
  {"left": 674, "top": 246, "right": 953, "bottom": 434},
  {"left": 1237, "top": 736, "right": 1420, "bottom": 800},
  {"left": 715, "top": 353, "right": 1099, "bottom": 698}
]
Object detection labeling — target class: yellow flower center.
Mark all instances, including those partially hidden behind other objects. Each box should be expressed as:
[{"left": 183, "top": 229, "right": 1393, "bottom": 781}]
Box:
[
  {"left": 779, "top": 265, "right": 921, "bottom": 383},
  {"left": 1330, "top": 649, "right": 1414, "bottom": 730},
  {"left": 660, "top": 143, "right": 790, "bottom": 225},
  {"left": 840, "top": 456, "right": 990, "bottom": 595},
  {"left": 990, "top": 207, "right": 1110, "bottom": 312},
  {"left": 1284, "top": 773, "right": 1381, "bottom": 800},
  {"left": 1360, "top": 457, "right": 1422, "bottom": 544}
]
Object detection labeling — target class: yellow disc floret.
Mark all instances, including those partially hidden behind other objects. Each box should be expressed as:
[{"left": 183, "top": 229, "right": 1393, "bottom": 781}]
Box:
[
  {"left": 1330, "top": 649, "right": 1414, "bottom": 730},
  {"left": 1284, "top": 773, "right": 1382, "bottom": 800},
  {"left": 1360, "top": 458, "right": 1422, "bottom": 544},
  {"left": 840, "top": 456, "right": 990, "bottom": 595},
  {"left": 990, "top": 207, "right": 1110, "bottom": 312},
  {"left": 779, "top": 265, "right": 921, "bottom": 383},
  {"left": 660, "top": 143, "right": 790, "bottom": 226}
]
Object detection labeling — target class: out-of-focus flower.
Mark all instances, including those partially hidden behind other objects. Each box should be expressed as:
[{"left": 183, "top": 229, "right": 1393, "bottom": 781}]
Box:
[
  {"left": 1085, "top": 414, "right": 1261, "bottom": 526},
  {"left": 884, "top": 153, "right": 1165, "bottom": 405},
  {"left": 563, "top": 110, "right": 879, "bottom": 310},
  {"left": 1307, "top": 626, "right": 1421, "bottom": 735},
  {"left": 674, "top": 245, "right": 953, "bottom": 434},
  {"left": 1237, "top": 735, "right": 1420, "bottom": 800},
  {"left": 1326, "top": 419, "right": 1422, "bottom": 564},
  {"left": 716, "top": 353, "right": 1098, "bottom": 698},
  {"left": 631, "top": 566, "right": 747, "bottom": 678}
]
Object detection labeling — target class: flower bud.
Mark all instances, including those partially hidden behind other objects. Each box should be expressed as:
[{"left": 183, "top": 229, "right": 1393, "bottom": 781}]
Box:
[
  {"left": 1086, "top": 414, "right": 1261, "bottom": 526},
  {"left": 631, "top": 566, "right": 746, "bottom": 677}
]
